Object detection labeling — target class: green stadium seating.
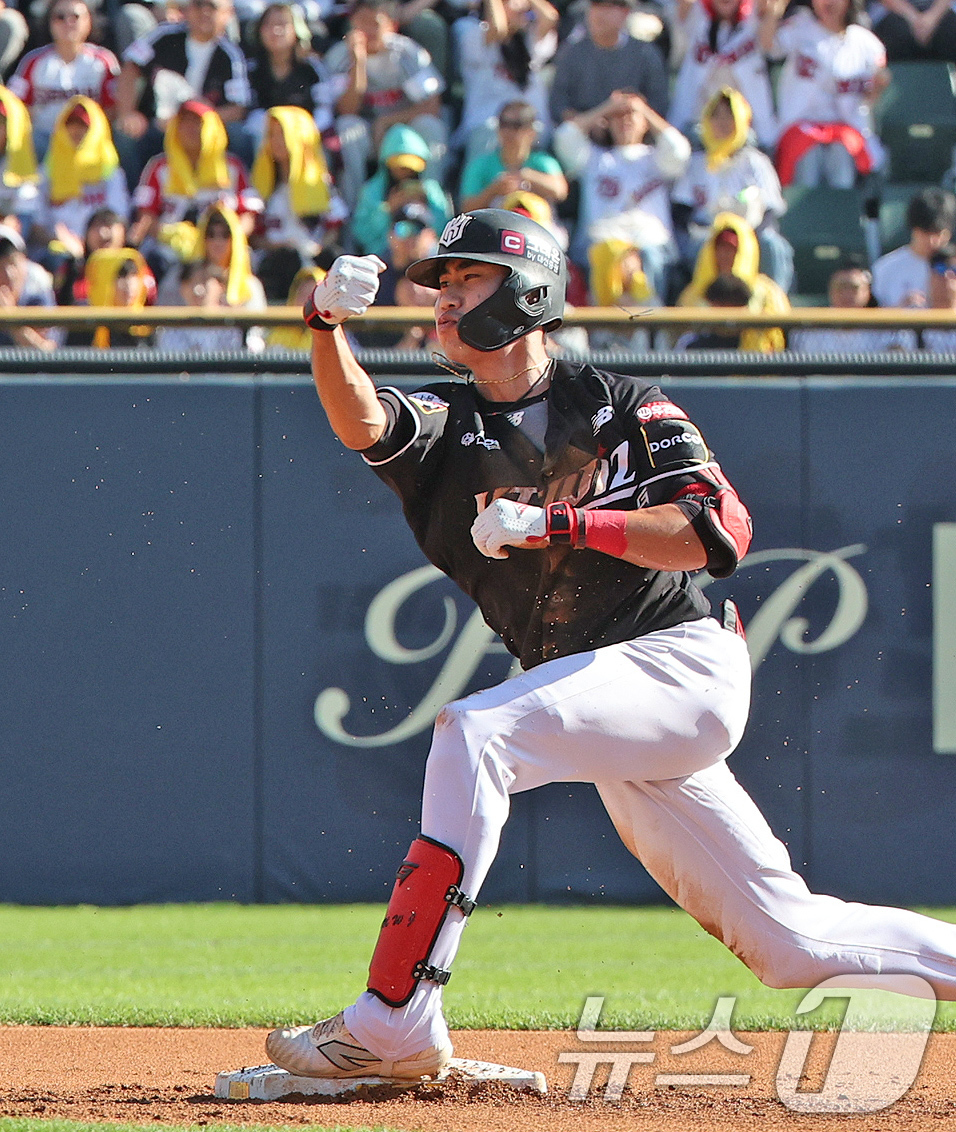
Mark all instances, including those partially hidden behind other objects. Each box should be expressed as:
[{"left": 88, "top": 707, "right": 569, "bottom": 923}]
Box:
[
  {"left": 778, "top": 186, "right": 867, "bottom": 296},
  {"left": 874, "top": 61, "right": 956, "bottom": 183}
]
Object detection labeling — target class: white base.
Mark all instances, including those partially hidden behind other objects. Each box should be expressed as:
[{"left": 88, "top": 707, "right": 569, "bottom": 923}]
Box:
[{"left": 215, "top": 1058, "right": 548, "bottom": 1100}]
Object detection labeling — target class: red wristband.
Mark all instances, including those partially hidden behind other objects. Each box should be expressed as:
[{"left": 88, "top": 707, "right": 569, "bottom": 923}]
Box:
[{"left": 581, "top": 510, "right": 629, "bottom": 557}]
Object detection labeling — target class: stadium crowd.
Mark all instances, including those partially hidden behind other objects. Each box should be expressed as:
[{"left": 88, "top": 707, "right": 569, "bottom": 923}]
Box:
[{"left": 0, "top": 0, "right": 952, "bottom": 351}]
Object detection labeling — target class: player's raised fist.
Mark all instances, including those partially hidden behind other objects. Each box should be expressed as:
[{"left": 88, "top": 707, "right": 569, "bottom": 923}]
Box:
[
  {"left": 471, "top": 498, "right": 547, "bottom": 559},
  {"left": 304, "top": 255, "right": 387, "bottom": 330}
]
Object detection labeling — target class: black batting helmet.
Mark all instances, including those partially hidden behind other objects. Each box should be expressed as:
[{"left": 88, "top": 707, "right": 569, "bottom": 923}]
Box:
[{"left": 405, "top": 208, "right": 567, "bottom": 351}]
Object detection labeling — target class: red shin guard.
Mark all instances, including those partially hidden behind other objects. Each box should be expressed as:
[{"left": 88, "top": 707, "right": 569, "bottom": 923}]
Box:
[{"left": 367, "top": 836, "right": 475, "bottom": 1008}]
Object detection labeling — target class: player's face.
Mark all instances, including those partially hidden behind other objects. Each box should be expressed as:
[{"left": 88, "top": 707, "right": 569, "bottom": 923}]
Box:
[{"left": 435, "top": 259, "right": 509, "bottom": 360}]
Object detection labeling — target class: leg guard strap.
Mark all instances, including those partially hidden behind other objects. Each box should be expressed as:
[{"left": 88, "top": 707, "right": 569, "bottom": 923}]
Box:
[{"left": 367, "top": 835, "right": 475, "bottom": 1008}]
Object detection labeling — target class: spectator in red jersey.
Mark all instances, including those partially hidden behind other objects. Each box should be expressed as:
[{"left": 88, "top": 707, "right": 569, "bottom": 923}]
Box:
[
  {"left": 9, "top": 0, "right": 119, "bottom": 159},
  {"left": 128, "top": 99, "right": 262, "bottom": 274}
]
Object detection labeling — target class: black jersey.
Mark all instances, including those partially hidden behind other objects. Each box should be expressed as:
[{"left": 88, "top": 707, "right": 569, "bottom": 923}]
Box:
[
  {"left": 362, "top": 359, "right": 731, "bottom": 670},
  {"left": 125, "top": 25, "right": 252, "bottom": 120}
]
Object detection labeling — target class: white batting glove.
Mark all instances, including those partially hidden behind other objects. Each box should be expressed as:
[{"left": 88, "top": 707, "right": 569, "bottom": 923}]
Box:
[
  {"left": 304, "top": 254, "right": 387, "bottom": 329},
  {"left": 471, "top": 499, "right": 547, "bottom": 559}
]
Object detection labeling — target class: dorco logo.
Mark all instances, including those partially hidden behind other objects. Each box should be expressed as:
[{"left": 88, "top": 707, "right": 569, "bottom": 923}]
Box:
[
  {"left": 649, "top": 433, "right": 702, "bottom": 453},
  {"left": 440, "top": 214, "right": 472, "bottom": 246},
  {"left": 637, "top": 401, "right": 688, "bottom": 422},
  {"left": 461, "top": 432, "right": 501, "bottom": 450}
]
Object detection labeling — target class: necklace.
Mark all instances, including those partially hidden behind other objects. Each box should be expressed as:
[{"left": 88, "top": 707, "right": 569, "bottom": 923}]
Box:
[
  {"left": 470, "top": 357, "right": 553, "bottom": 390},
  {"left": 428, "top": 354, "right": 554, "bottom": 401}
]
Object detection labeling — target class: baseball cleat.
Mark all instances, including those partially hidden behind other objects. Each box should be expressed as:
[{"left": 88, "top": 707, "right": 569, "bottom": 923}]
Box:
[{"left": 265, "top": 1011, "right": 452, "bottom": 1080}]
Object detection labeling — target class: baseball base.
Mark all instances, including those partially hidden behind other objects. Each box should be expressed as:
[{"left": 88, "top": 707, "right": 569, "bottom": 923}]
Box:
[{"left": 215, "top": 1058, "right": 548, "bottom": 1100}]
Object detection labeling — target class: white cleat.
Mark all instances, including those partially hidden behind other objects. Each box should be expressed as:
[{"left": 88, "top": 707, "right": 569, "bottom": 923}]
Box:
[{"left": 265, "top": 1011, "right": 453, "bottom": 1080}]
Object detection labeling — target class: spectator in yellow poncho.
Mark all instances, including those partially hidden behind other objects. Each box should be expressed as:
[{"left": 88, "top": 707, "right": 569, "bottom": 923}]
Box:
[
  {"left": 70, "top": 246, "right": 154, "bottom": 348},
  {"left": 677, "top": 211, "right": 789, "bottom": 352},
  {"left": 583, "top": 237, "right": 657, "bottom": 352},
  {"left": 0, "top": 86, "right": 39, "bottom": 229},
  {"left": 251, "top": 106, "right": 345, "bottom": 265},
  {"left": 129, "top": 100, "right": 261, "bottom": 252},
  {"left": 160, "top": 203, "right": 267, "bottom": 350},
  {"left": 268, "top": 264, "right": 327, "bottom": 350},
  {"left": 196, "top": 204, "right": 266, "bottom": 311},
  {"left": 34, "top": 96, "right": 130, "bottom": 260}
]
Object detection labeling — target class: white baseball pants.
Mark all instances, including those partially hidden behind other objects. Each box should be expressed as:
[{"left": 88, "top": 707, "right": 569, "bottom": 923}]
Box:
[{"left": 346, "top": 617, "right": 956, "bottom": 1061}]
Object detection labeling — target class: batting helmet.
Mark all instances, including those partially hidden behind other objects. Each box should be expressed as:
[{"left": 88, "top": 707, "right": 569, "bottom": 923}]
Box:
[{"left": 405, "top": 208, "right": 567, "bottom": 351}]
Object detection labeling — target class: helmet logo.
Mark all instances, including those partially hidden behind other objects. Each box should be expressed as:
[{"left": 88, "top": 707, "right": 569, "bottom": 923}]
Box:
[
  {"left": 440, "top": 214, "right": 473, "bottom": 247},
  {"left": 501, "top": 230, "right": 526, "bottom": 255}
]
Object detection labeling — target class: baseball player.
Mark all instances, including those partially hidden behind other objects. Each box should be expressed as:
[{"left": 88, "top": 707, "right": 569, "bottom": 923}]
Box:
[{"left": 266, "top": 208, "right": 956, "bottom": 1083}]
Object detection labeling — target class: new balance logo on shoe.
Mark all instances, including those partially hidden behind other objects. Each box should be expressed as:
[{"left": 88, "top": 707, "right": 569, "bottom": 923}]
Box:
[{"left": 316, "top": 1040, "right": 381, "bottom": 1072}]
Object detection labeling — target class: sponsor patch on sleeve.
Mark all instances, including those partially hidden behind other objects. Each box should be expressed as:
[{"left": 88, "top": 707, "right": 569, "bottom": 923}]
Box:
[
  {"left": 409, "top": 391, "right": 450, "bottom": 414},
  {"left": 636, "top": 400, "right": 689, "bottom": 423},
  {"left": 641, "top": 419, "right": 709, "bottom": 468}
]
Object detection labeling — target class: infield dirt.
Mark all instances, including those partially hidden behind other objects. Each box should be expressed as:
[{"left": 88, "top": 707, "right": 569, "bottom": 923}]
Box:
[{"left": 2, "top": 1026, "right": 956, "bottom": 1131}]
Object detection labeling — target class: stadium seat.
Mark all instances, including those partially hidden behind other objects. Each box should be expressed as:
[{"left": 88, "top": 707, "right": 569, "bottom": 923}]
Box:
[
  {"left": 874, "top": 61, "right": 956, "bottom": 183},
  {"left": 779, "top": 186, "right": 867, "bottom": 296},
  {"left": 404, "top": 9, "right": 449, "bottom": 81},
  {"left": 877, "top": 181, "right": 939, "bottom": 256}
]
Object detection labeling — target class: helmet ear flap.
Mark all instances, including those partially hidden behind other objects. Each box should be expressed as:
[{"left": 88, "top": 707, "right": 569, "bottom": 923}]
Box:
[{"left": 457, "top": 273, "right": 532, "bottom": 350}]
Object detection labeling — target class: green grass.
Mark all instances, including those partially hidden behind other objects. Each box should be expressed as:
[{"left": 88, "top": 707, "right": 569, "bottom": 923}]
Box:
[
  {"left": 0, "top": 1124, "right": 396, "bottom": 1132},
  {"left": 1, "top": 903, "right": 956, "bottom": 1032}
]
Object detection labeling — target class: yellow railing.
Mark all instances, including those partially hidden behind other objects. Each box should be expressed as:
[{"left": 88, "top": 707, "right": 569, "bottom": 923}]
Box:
[{"left": 2, "top": 306, "right": 955, "bottom": 330}]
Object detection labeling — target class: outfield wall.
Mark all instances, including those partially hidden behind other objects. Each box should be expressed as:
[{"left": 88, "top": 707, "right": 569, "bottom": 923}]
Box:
[{"left": 2, "top": 367, "right": 955, "bottom": 908}]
